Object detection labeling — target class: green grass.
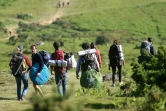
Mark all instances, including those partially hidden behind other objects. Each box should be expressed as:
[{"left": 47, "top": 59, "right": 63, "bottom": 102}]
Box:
[{"left": 0, "top": 0, "right": 166, "bottom": 110}]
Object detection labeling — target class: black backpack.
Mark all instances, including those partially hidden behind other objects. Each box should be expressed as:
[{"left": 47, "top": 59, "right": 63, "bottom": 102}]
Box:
[
  {"left": 81, "top": 53, "right": 96, "bottom": 72},
  {"left": 10, "top": 54, "right": 25, "bottom": 77},
  {"left": 39, "top": 50, "right": 50, "bottom": 67}
]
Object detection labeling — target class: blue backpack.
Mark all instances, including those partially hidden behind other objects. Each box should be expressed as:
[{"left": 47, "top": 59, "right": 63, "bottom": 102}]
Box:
[{"left": 39, "top": 50, "right": 50, "bottom": 67}]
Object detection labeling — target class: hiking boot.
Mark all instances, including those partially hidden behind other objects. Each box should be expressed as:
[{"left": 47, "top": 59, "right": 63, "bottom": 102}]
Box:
[{"left": 120, "top": 81, "right": 124, "bottom": 85}]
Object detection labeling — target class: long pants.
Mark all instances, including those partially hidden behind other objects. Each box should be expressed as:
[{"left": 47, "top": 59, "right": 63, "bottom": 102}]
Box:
[
  {"left": 111, "top": 65, "right": 122, "bottom": 84},
  {"left": 55, "top": 73, "right": 68, "bottom": 96},
  {"left": 15, "top": 73, "right": 28, "bottom": 100}
]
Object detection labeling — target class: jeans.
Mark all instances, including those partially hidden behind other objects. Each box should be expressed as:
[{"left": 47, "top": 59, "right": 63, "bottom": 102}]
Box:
[
  {"left": 15, "top": 73, "right": 28, "bottom": 100},
  {"left": 111, "top": 65, "right": 122, "bottom": 84},
  {"left": 55, "top": 73, "right": 68, "bottom": 96}
]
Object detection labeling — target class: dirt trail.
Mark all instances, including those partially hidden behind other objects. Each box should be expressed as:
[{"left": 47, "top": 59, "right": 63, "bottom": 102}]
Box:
[
  {"left": 39, "top": 6, "right": 62, "bottom": 26},
  {"left": 1, "top": 0, "right": 69, "bottom": 40},
  {"left": 39, "top": 0, "right": 69, "bottom": 26}
]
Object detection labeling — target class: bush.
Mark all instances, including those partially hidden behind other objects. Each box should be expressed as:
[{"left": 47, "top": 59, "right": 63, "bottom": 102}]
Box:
[
  {"left": 131, "top": 46, "right": 166, "bottom": 96},
  {"left": 95, "top": 35, "right": 109, "bottom": 45},
  {"left": 27, "top": 86, "right": 84, "bottom": 111}
]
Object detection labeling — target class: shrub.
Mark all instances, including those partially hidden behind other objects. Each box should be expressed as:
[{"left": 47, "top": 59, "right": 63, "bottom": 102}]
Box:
[
  {"left": 95, "top": 35, "right": 109, "bottom": 45},
  {"left": 131, "top": 46, "right": 166, "bottom": 96},
  {"left": 27, "top": 87, "right": 84, "bottom": 111}
]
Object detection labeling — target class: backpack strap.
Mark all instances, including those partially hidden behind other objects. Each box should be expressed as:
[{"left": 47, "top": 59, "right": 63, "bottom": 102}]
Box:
[{"left": 13, "top": 54, "right": 24, "bottom": 76}]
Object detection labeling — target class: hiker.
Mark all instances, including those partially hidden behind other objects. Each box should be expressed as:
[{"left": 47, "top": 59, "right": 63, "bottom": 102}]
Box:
[
  {"left": 50, "top": 42, "right": 68, "bottom": 96},
  {"left": 30, "top": 45, "right": 44, "bottom": 97},
  {"left": 148, "top": 37, "right": 156, "bottom": 56},
  {"left": 62, "top": 2, "right": 65, "bottom": 7},
  {"left": 90, "top": 42, "right": 102, "bottom": 68},
  {"left": 58, "top": 2, "right": 61, "bottom": 7},
  {"left": 9, "top": 45, "right": 32, "bottom": 101},
  {"left": 108, "top": 40, "right": 124, "bottom": 87},
  {"left": 67, "top": 1, "right": 70, "bottom": 6},
  {"left": 138, "top": 37, "right": 156, "bottom": 63},
  {"left": 76, "top": 42, "right": 100, "bottom": 79},
  {"left": 140, "top": 37, "right": 156, "bottom": 56}
]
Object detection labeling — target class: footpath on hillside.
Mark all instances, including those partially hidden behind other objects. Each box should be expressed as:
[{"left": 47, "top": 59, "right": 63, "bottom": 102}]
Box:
[
  {"left": 39, "top": 0, "right": 71, "bottom": 26},
  {"left": 0, "top": 0, "right": 70, "bottom": 41}
]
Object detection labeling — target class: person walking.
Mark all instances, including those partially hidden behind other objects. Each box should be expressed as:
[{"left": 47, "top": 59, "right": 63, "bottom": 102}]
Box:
[
  {"left": 30, "top": 45, "right": 44, "bottom": 97},
  {"left": 90, "top": 42, "right": 102, "bottom": 68},
  {"left": 9, "top": 45, "right": 32, "bottom": 101},
  {"left": 76, "top": 42, "right": 100, "bottom": 79},
  {"left": 108, "top": 40, "right": 124, "bottom": 87},
  {"left": 50, "top": 42, "right": 68, "bottom": 96}
]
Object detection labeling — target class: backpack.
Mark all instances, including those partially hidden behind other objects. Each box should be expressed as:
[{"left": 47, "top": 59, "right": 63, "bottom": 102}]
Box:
[
  {"left": 140, "top": 41, "right": 150, "bottom": 56},
  {"left": 39, "top": 50, "right": 50, "bottom": 67},
  {"left": 53, "top": 49, "right": 66, "bottom": 75},
  {"left": 80, "top": 69, "right": 103, "bottom": 88},
  {"left": 10, "top": 54, "right": 26, "bottom": 77},
  {"left": 81, "top": 53, "right": 96, "bottom": 72},
  {"left": 109, "top": 44, "right": 121, "bottom": 66},
  {"left": 64, "top": 52, "right": 77, "bottom": 70}
]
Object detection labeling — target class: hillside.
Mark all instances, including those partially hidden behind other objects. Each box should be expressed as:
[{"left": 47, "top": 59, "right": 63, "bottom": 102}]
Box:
[{"left": 0, "top": 0, "right": 166, "bottom": 111}]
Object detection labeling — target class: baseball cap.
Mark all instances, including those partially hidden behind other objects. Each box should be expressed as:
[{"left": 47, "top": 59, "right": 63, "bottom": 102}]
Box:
[{"left": 18, "top": 45, "right": 23, "bottom": 50}]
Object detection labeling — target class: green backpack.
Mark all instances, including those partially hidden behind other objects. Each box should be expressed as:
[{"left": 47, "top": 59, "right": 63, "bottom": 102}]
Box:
[{"left": 80, "top": 69, "right": 103, "bottom": 88}]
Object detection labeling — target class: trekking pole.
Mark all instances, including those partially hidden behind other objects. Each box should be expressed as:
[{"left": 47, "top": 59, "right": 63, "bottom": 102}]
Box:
[{"left": 14, "top": 60, "right": 23, "bottom": 76}]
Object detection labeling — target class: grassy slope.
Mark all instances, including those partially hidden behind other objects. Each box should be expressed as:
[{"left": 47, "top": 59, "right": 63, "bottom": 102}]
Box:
[
  {"left": 0, "top": 0, "right": 59, "bottom": 24},
  {"left": 0, "top": 0, "right": 166, "bottom": 110},
  {"left": 62, "top": 0, "right": 166, "bottom": 37}
]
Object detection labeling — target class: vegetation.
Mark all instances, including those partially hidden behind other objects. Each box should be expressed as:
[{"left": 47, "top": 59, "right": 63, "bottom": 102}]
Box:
[{"left": 0, "top": 0, "right": 166, "bottom": 111}]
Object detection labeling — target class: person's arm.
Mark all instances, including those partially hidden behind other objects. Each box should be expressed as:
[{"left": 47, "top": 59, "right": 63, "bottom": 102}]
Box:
[
  {"left": 37, "top": 53, "right": 44, "bottom": 73},
  {"left": 23, "top": 55, "right": 32, "bottom": 72},
  {"left": 76, "top": 56, "right": 81, "bottom": 79},
  {"left": 50, "top": 53, "right": 55, "bottom": 75},
  {"left": 93, "top": 54, "right": 100, "bottom": 72},
  {"left": 96, "top": 49, "right": 102, "bottom": 67}
]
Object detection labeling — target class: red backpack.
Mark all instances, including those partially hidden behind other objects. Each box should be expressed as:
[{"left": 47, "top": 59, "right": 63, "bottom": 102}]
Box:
[{"left": 52, "top": 49, "right": 66, "bottom": 75}]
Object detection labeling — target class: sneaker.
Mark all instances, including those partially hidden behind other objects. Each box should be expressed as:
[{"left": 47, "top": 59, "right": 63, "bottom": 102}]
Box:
[
  {"left": 17, "top": 99, "right": 21, "bottom": 101},
  {"left": 120, "top": 82, "right": 124, "bottom": 85},
  {"left": 21, "top": 96, "right": 26, "bottom": 101}
]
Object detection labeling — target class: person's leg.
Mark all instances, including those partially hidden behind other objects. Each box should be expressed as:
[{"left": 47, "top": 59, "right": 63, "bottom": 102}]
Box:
[
  {"left": 21, "top": 73, "right": 29, "bottom": 100},
  {"left": 33, "top": 84, "right": 44, "bottom": 97},
  {"left": 62, "top": 73, "right": 68, "bottom": 95},
  {"left": 55, "top": 74, "right": 63, "bottom": 96},
  {"left": 111, "top": 65, "right": 116, "bottom": 86},
  {"left": 118, "top": 65, "right": 123, "bottom": 84},
  {"left": 15, "top": 77, "right": 21, "bottom": 100}
]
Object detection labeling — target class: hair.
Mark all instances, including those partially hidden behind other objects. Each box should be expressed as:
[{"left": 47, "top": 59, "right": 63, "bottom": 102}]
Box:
[
  {"left": 90, "top": 42, "right": 95, "bottom": 49},
  {"left": 30, "top": 44, "right": 37, "bottom": 49},
  {"left": 148, "top": 37, "right": 152, "bottom": 42},
  {"left": 82, "top": 42, "right": 90, "bottom": 50},
  {"left": 53, "top": 42, "right": 60, "bottom": 49},
  {"left": 113, "top": 40, "right": 119, "bottom": 45}
]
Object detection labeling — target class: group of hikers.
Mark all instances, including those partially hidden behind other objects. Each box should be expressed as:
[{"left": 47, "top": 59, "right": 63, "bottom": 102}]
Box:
[
  {"left": 58, "top": 1, "right": 70, "bottom": 7},
  {"left": 9, "top": 37, "right": 155, "bottom": 101}
]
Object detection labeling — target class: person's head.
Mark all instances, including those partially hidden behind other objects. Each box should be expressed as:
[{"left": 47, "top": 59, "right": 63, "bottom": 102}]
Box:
[
  {"left": 17, "top": 45, "right": 23, "bottom": 53},
  {"left": 53, "top": 42, "right": 60, "bottom": 50},
  {"left": 148, "top": 37, "right": 152, "bottom": 43},
  {"left": 90, "top": 42, "right": 96, "bottom": 49},
  {"left": 30, "top": 44, "right": 37, "bottom": 54},
  {"left": 113, "top": 40, "right": 119, "bottom": 45},
  {"left": 81, "top": 42, "right": 90, "bottom": 50}
]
